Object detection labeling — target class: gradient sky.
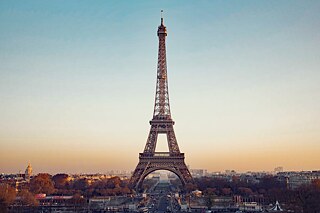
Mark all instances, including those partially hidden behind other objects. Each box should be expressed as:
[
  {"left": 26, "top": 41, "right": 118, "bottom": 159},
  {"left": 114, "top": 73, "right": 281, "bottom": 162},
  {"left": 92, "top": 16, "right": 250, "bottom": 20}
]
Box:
[{"left": 1, "top": 1, "right": 320, "bottom": 174}]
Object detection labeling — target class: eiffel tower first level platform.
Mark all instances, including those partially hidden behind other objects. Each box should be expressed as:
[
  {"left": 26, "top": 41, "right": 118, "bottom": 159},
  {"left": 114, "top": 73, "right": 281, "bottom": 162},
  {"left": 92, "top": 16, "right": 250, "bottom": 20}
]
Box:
[
  {"left": 129, "top": 13, "right": 193, "bottom": 190},
  {"left": 130, "top": 152, "right": 193, "bottom": 190}
]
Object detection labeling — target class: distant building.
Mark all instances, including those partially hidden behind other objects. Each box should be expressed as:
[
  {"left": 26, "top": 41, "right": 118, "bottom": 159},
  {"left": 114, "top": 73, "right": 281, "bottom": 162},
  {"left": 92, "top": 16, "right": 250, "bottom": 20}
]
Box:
[
  {"left": 288, "top": 172, "right": 319, "bottom": 189},
  {"left": 25, "top": 162, "right": 32, "bottom": 182},
  {"left": 190, "top": 169, "right": 207, "bottom": 177},
  {"left": 274, "top": 167, "right": 284, "bottom": 174},
  {"left": 225, "top": 170, "right": 237, "bottom": 175},
  {"left": 277, "top": 171, "right": 320, "bottom": 189},
  {"left": 159, "top": 172, "right": 169, "bottom": 183},
  {"left": 239, "top": 202, "right": 262, "bottom": 212}
]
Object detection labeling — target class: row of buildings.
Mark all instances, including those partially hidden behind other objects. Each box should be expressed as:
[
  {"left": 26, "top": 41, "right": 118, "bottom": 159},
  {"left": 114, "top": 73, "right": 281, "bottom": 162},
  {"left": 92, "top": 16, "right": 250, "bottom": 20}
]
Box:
[
  {"left": 2, "top": 163, "right": 320, "bottom": 191},
  {"left": 187, "top": 167, "right": 320, "bottom": 190}
]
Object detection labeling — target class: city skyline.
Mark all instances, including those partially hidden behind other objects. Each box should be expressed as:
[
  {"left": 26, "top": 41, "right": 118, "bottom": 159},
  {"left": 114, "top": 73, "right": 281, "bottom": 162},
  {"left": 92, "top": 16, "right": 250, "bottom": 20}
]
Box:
[{"left": 1, "top": 1, "right": 320, "bottom": 174}]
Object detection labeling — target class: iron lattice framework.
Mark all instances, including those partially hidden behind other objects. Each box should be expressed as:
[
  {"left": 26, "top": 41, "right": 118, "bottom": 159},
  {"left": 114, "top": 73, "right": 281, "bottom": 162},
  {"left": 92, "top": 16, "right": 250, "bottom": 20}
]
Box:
[{"left": 130, "top": 16, "right": 193, "bottom": 190}]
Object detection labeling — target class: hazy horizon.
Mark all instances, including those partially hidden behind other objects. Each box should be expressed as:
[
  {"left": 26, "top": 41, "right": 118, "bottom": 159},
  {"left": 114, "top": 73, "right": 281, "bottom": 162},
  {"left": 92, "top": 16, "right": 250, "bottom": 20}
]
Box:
[
  {"left": 3, "top": 166, "right": 318, "bottom": 176},
  {"left": 1, "top": 1, "right": 320, "bottom": 174}
]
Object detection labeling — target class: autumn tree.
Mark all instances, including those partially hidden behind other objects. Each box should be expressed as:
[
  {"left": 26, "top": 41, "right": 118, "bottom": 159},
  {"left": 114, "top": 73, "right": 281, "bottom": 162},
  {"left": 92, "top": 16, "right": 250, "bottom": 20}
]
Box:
[
  {"left": 30, "top": 173, "right": 55, "bottom": 194},
  {"left": 204, "top": 187, "right": 217, "bottom": 196},
  {"left": 86, "top": 177, "right": 132, "bottom": 196},
  {"left": 52, "top": 173, "right": 70, "bottom": 189},
  {"left": 312, "top": 179, "right": 320, "bottom": 189},
  {"left": 204, "top": 187, "right": 215, "bottom": 210},
  {"left": 18, "top": 189, "right": 39, "bottom": 206},
  {"left": 185, "top": 183, "right": 197, "bottom": 193},
  {"left": 70, "top": 193, "right": 86, "bottom": 211},
  {"left": 0, "top": 184, "right": 16, "bottom": 210},
  {"left": 238, "top": 187, "right": 254, "bottom": 196},
  {"left": 107, "top": 176, "right": 121, "bottom": 188},
  {"left": 295, "top": 181, "right": 320, "bottom": 212},
  {"left": 221, "top": 187, "right": 232, "bottom": 196},
  {"left": 72, "top": 178, "right": 89, "bottom": 191}
]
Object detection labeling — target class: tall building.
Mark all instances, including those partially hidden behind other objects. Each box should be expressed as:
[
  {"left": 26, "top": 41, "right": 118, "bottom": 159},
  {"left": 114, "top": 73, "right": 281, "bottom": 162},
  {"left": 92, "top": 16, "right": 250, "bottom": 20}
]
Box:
[
  {"left": 25, "top": 162, "right": 32, "bottom": 182},
  {"left": 130, "top": 13, "right": 193, "bottom": 190}
]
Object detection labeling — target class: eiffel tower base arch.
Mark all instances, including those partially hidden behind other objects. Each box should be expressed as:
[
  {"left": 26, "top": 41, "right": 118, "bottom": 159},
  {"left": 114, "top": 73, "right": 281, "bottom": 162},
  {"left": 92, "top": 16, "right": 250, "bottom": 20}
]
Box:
[{"left": 130, "top": 152, "right": 193, "bottom": 190}]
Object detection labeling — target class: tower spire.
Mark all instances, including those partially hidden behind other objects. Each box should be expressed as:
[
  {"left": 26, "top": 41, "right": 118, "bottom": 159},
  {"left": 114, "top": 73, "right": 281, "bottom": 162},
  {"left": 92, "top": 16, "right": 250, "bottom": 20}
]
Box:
[
  {"left": 161, "top": 10, "right": 164, "bottom": 25},
  {"left": 130, "top": 15, "right": 193, "bottom": 191}
]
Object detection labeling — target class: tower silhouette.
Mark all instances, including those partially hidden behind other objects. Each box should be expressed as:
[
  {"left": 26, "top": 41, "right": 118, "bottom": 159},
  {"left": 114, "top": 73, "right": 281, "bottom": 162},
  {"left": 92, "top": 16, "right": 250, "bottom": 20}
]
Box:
[{"left": 130, "top": 14, "right": 193, "bottom": 190}]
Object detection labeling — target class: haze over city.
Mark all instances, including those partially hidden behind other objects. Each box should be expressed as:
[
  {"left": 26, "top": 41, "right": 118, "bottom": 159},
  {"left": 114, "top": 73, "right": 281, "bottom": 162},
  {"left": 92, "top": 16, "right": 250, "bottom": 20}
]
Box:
[{"left": 1, "top": 1, "right": 320, "bottom": 174}]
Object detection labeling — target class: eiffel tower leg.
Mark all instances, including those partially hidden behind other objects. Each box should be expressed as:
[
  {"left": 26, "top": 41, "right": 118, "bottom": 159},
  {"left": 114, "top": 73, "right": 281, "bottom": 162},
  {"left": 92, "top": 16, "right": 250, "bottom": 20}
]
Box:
[
  {"left": 129, "top": 161, "right": 148, "bottom": 189},
  {"left": 177, "top": 162, "right": 193, "bottom": 184},
  {"left": 167, "top": 127, "right": 180, "bottom": 153},
  {"left": 143, "top": 126, "right": 158, "bottom": 153}
]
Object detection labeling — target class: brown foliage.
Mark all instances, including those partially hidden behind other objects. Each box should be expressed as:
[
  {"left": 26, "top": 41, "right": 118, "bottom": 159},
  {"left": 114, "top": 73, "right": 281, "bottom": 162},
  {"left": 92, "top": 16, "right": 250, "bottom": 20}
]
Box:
[
  {"left": 29, "top": 173, "right": 55, "bottom": 195},
  {"left": 72, "top": 178, "right": 89, "bottom": 191},
  {"left": 238, "top": 187, "right": 253, "bottom": 196},
  {"left": 312, "top": 179, "right": 320, "bottom": 189},
  {"left": 296, "top": 183, "right": 320, "bottom": 212},
  {"left": 18, "top": 189, "right": 39, "bottom": 206},
  {"left": 70, "top": 176, "right": 132, "bottom": 197},
  {"left": 52, "top": 173, "right": 70, "bottom": 189},
  {"left": 185, "top": 183, "right": 197, "bottom": 192},
  {"left": 194, "top": 176, "right": 320, "bottom": 212},
  {"left": 71, "top": 193, "right": 85, "bottom": 204},
  {"left": 221, "top": 187, "right": 231, "bottom": 195},
  {"left": 204, "top": 187, "right": 217, "bottom": 195},
  {"left": 108, "top": 176, "right": 121, "bottom": 188},
  {"left": 0, "top": 184, "right": 16, "bottom": 208}
]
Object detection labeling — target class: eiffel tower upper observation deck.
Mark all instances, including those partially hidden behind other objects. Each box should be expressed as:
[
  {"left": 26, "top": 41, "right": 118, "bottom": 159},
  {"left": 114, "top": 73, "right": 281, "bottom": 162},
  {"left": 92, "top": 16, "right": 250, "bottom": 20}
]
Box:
[{"left": 130, "top": 13, "right": 193, "bottom": 190}]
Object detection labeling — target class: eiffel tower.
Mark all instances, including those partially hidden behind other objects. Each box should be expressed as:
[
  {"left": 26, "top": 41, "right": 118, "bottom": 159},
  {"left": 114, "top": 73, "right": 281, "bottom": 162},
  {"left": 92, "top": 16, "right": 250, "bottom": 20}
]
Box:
[{"left": 130, "top": 14, "right": 193, "bottom": 190}]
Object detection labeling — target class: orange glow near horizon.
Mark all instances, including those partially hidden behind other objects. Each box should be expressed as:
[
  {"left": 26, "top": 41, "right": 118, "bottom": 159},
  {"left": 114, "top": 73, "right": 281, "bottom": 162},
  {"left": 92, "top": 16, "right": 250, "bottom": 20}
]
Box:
[
  {"left": 1, "top": 1, "right": 320, "bottom": 174},
  {"left": 1, "top": 131, "right": 319, "bottom": 174}
]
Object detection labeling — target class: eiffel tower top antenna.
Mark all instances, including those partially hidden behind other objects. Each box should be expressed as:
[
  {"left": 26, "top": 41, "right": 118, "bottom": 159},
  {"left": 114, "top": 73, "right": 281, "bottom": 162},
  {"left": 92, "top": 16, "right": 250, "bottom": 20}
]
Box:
[{"left": 161, "top": 10, "right": 164, "bottom": 25}]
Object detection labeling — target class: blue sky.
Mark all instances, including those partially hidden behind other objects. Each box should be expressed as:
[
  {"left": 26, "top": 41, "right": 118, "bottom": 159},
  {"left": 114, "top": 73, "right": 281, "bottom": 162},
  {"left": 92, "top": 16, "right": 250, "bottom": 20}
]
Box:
[{"left": 1, "top": 1, "right": 320, "bottom": 174}]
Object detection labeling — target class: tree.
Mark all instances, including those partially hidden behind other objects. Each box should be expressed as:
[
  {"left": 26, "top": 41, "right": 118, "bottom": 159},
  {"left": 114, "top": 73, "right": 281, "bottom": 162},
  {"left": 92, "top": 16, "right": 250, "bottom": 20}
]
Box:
[
  {"left": 204, "top": 187, "right": 217, "bottom": 196},
  {"left": 203, "top": 186, "right": 216, "bottom": 210},
  {"left": 120, "top": 187, "right": 131, "bottom": 194},
  {"left": 30, "top": 173, "right": 55, "bottom": 194},
  {"left": 312, "top": 179, "right": 320, "bottom": 189},
  {"left": 221, "top": 187, "right": 231, "bottom": 196},
  {"left": 52, "top": 173, "right": 70, "bottom": 189},
  {"left": 296, "top": 183, "right": 320, "bottom": 212},
  {"left": 106, "top": 176, "right": 121, "bottom": 189},
  {"left": 0, "top": 184, "right": 16, "bottom": 210},
  {"left": 71, "top": 193, "right": 86, "bottom": 207},
  {"left": 18, "top": 189, "right": 39, "bottom": 206},
  {"left": 72, "top": 178, "right": 89, "bottom": 191},
  {"left": 185, "top": 183, "right": 197, "bottom": 193},
  {"left": 238, "top": 187, "right": 253, "bottom": 196},
  {"left": 206, "top": 194, "right": 214, "bottom": 210}
]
